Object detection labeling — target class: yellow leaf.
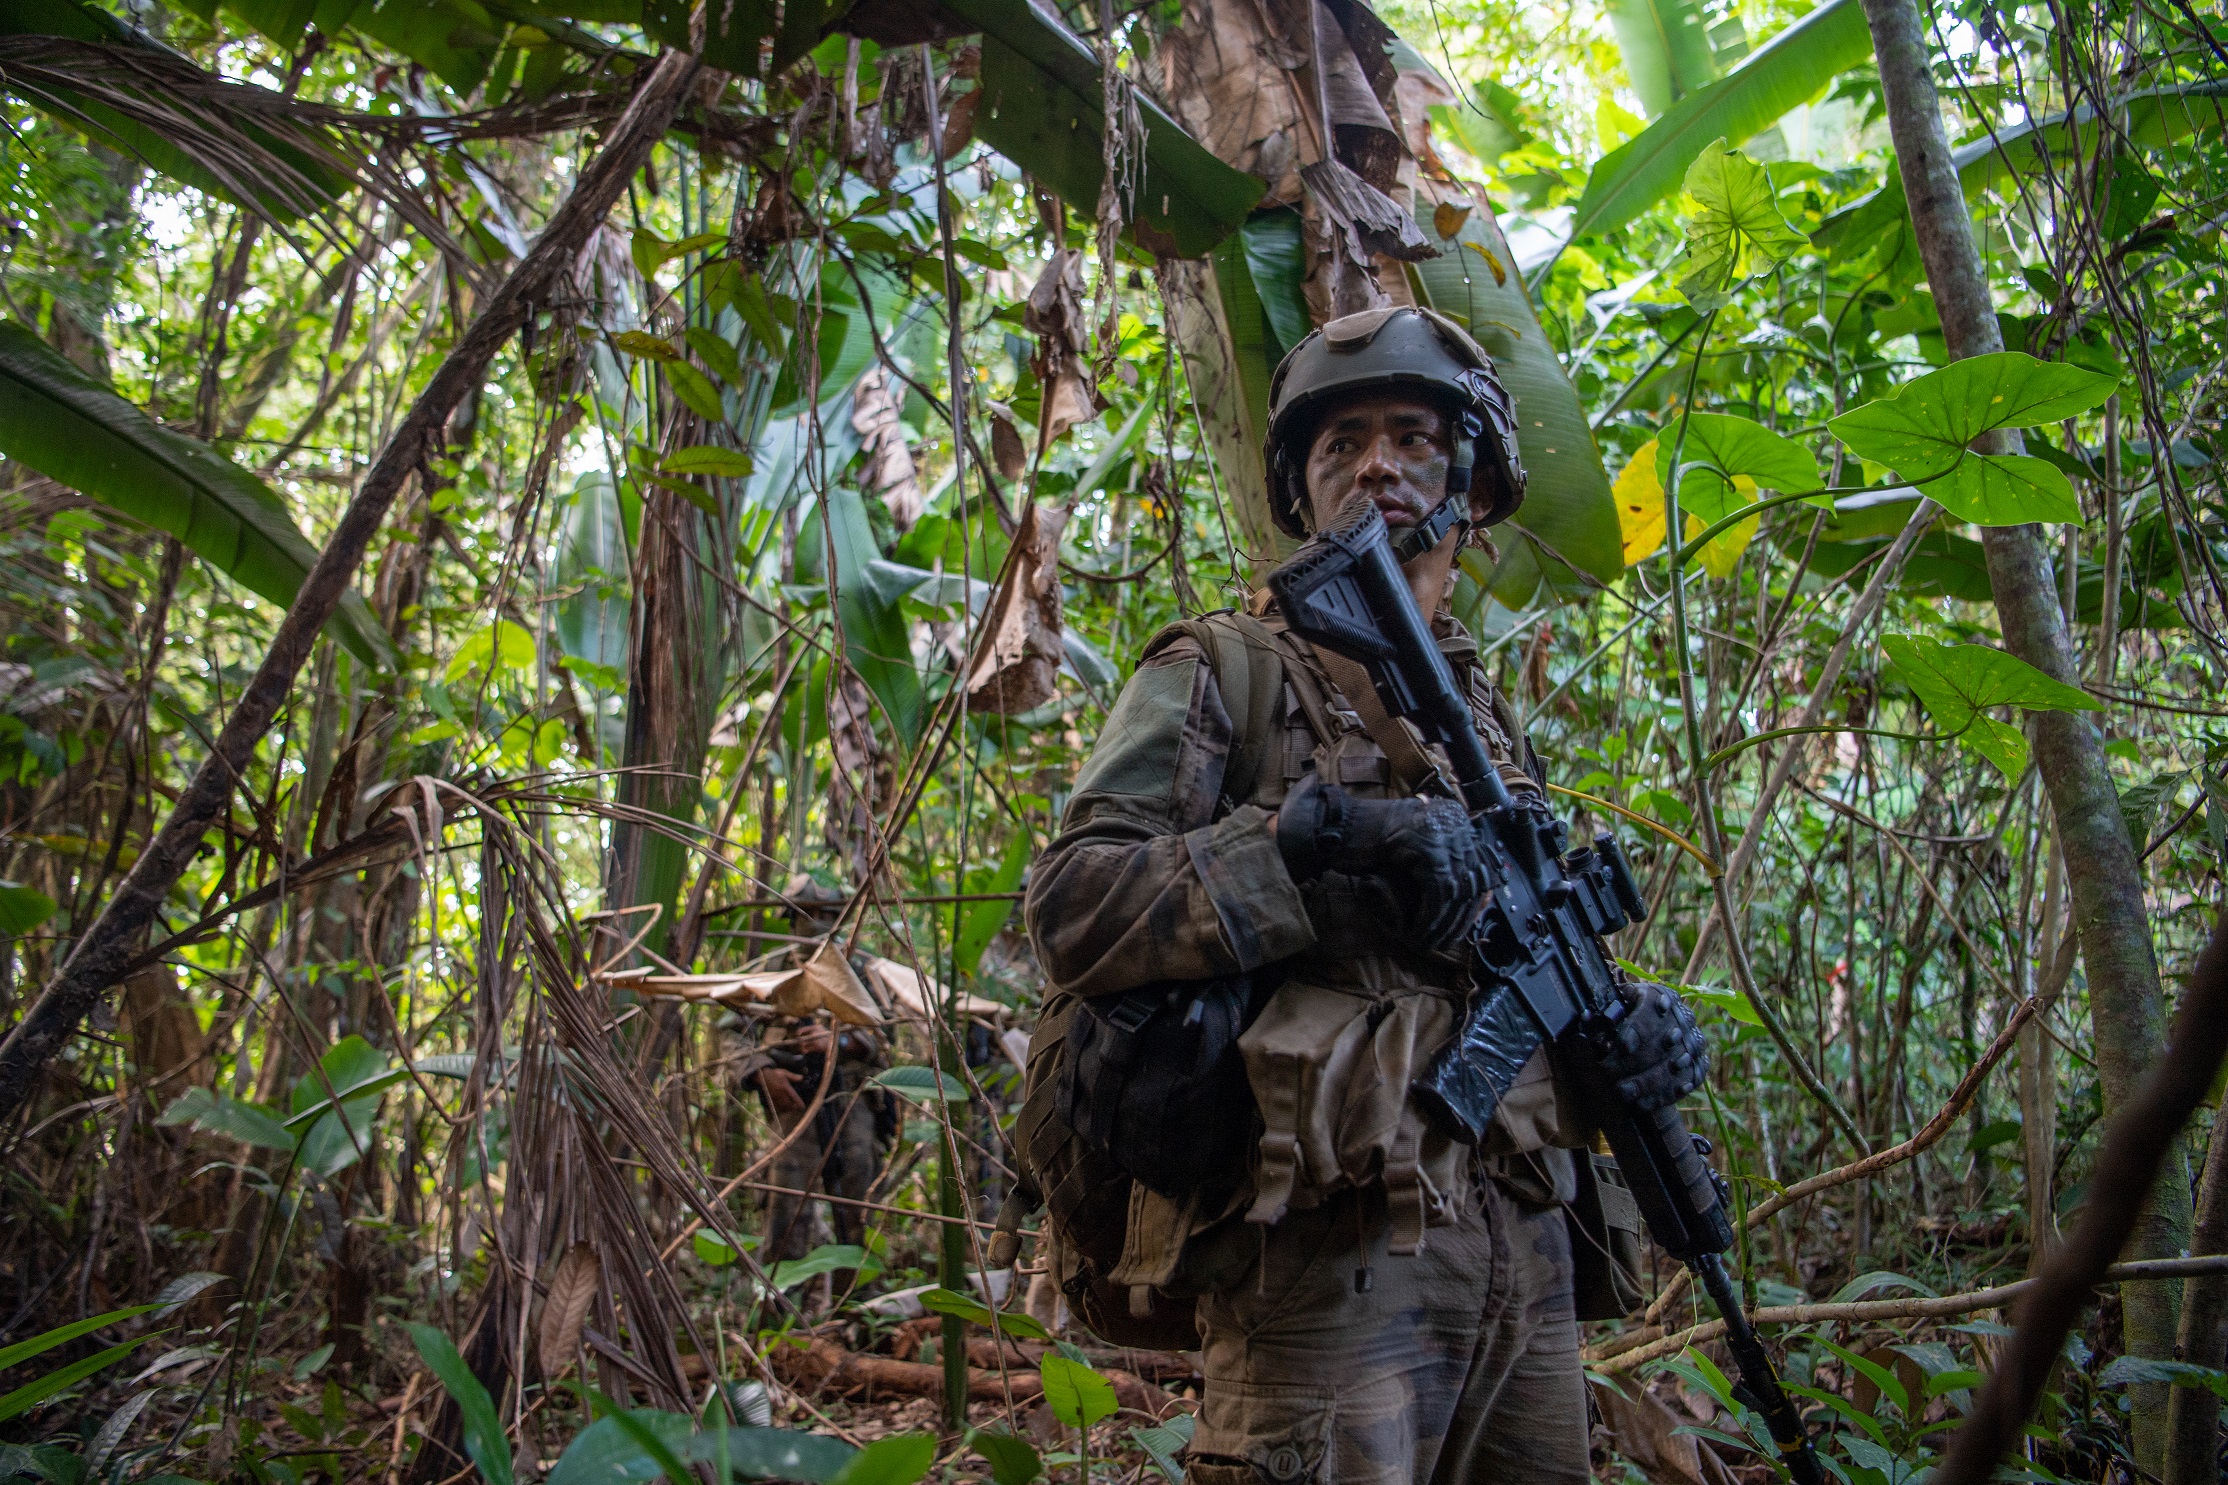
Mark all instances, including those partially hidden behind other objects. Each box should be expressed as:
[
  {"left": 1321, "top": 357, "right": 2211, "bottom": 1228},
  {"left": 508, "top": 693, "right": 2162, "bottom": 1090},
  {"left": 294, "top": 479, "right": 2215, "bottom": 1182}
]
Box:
[
  {"left": 1615, "top": 439, "right": 1665, "bottom": 564},
  {"left": 1462, "top": 239, "right": 1507, "bottom": 286},
  {"left": 1595, "top": 97, "right": 1646, "bottom": 150},
  {"left": 1685, "top": 510, "right": 1760, "bottom": 578},
  {"left": 1684, "top": 472, "right": 1761, "bottom": 577}
]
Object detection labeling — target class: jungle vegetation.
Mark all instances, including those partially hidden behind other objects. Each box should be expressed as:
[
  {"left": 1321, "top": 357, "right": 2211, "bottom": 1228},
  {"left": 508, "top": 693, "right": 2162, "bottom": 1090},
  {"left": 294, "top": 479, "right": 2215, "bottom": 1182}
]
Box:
[{"left": 0, "top": 0, "right": 2223, "bottom": 1478}]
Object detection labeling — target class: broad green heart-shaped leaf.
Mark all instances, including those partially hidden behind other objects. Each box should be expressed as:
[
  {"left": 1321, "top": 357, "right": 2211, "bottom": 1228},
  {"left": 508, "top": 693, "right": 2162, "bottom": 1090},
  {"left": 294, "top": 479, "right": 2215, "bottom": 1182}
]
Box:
[
  {"left": 1571, "top": 0, "right": 1872, "bottom": 241},
  {"left": 1654, "top": 413, "right": 1823, "bottom": 522},
  {"left": 1829, "top": 353, "right": 2119, "bottom": 504},
  {"left": 1881, "top": 635, "right": 2098, "bottom": 727},
  {"left": 291, "top": 1035, "right": 390, "bottom": 1178},
  {"left": 1673, "top": 142, "right": 1806, "bottom": 312},
  {"left": 1961, "top": 714, "right": 2030, "bottom": 780},
  {"left": 1930, "top": 453, "right": 2084, "bottom": 526},
  {"left": 1037, "top": 1354, "right": 1118, "bottom": 1430},
  {"left": 0, "top": 323, "right": 389, "bottom": 667},
  {"left": 1882, "top": 635, "right": 2096, "bottom": 777},
  {"left": 965, "top": 1427, "right": 1043, "bottom": 1485}
]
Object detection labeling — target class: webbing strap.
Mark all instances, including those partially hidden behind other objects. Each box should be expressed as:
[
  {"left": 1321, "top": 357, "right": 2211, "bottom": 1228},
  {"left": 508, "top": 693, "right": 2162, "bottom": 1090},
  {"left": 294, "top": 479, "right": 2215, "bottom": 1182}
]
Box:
[
  {"left": 1205, "top": 616, "right": 1283, "bottom": 808},
  {"left": 1311, "top": 648, "right": 1444, "bottom": 799}
]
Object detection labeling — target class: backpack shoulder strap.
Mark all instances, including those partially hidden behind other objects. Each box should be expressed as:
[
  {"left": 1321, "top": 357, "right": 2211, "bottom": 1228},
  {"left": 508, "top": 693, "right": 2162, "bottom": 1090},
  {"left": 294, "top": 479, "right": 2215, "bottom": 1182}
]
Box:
[{"left": 1140, "top": 610, "right": 1285, "bottom": 811}]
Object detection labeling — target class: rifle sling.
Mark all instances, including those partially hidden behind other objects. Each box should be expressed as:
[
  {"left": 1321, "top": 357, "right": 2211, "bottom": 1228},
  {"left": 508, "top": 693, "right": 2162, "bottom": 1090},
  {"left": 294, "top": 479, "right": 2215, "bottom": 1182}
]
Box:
[{"left": 1311, "top": 647, "right": 1446, "bottom": 799}]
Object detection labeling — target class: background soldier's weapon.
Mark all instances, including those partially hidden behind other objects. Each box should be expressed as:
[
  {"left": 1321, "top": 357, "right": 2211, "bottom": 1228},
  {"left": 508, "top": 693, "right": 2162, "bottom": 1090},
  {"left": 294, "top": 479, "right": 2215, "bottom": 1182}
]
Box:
[{"left": 1269, "top": 490, "right": 1824, "bottom": 1485}]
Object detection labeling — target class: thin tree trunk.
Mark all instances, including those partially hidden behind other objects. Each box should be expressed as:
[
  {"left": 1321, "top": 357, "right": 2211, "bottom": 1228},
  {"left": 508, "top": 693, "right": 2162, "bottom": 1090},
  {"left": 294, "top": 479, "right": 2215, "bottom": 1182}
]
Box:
[
  {"left": 2165, "top": 1098, "right": 2228, "bottom": 1485},
  {"left": 0, "top": 50, "right": 701, "bottom": 1126},
  {"left": 1856, "top": 0, "right": 2185, "bottom": 1467},
  {"left": 2020, "top": 843, "right": 2063, "bottom": 1270}
]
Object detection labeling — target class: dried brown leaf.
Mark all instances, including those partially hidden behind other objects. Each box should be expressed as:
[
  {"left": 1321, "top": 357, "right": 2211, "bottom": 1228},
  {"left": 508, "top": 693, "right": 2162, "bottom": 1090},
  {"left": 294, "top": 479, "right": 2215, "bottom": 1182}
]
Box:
[
  {"left": 965, "top": 500, "right": 1070, "bottom": 714},
  {"left": 938, "top": 87, "right": 981, "bottom": 162},
  {"left": 990, "top": 410, "right": 1027, "bottom": 481},
  {"left": 538, "top": 1242, "right": 602, "bottom": 1378}
]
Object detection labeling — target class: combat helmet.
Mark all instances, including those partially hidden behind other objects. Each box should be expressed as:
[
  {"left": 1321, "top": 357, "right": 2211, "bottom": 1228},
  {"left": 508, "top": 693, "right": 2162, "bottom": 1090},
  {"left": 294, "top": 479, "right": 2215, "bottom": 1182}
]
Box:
[{"left": 1263, "top": 306, "right": 1527, "bottom": 538}]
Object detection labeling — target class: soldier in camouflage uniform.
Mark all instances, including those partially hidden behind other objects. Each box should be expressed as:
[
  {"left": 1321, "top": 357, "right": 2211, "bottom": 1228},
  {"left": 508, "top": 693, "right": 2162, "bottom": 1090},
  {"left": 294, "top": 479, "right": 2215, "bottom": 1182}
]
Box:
[
  {"left": 1025, "top": 308, "right": 1706, "bottom": 1484},
  {"left": 741, "top": 882, "right": 893, "bottom": 1266}
]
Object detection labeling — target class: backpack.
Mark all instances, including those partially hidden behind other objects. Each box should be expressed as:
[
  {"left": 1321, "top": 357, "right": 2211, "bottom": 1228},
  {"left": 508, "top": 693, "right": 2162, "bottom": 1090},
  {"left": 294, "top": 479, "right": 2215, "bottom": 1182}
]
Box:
[{"left": 1002, "top": 611, "right": 1292, "bottom": 1348}]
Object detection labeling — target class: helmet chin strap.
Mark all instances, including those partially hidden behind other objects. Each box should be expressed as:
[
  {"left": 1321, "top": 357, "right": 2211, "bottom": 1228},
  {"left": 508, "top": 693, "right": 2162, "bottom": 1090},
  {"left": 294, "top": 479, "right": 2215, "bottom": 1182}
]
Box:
[
  {"left": 1390, "top": 406, "right": 1484, "bottom": 562},
  {"left": 1392, "top": 490, "right": 1472, "bottom": 564}
]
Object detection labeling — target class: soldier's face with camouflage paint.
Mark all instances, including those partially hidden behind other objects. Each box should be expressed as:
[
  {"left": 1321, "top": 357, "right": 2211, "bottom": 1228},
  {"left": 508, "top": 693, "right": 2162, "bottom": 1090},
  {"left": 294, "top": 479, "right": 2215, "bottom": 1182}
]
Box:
[
  {"left": 1306, "top": 392, "right": 1469, "bottom": 613},
  {"left": 1303, "top": 392, "right": 1456, "bottom": 535}
]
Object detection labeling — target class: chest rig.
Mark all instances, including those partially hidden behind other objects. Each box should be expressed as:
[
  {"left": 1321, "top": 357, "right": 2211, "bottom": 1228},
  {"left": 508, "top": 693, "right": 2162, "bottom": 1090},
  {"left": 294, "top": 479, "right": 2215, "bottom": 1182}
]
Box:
[{"left": 1146, "top": 604, "right": 1549, "bottom": 1259}]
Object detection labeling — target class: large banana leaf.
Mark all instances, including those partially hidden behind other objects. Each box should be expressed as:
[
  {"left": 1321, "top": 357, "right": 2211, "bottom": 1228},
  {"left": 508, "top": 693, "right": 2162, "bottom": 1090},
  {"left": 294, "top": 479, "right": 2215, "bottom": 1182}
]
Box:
[
  {"left": 0, "top": 324, "right": 391, "bottom": 668},
  {"left": 1409, "top": 203, "right": 1622, "bottom": 608},
  {"left": 828, "top": 483, "right": 925, "bottom": 748},
  {"left": 946, "top": 0, "right": 1264, "bottom": 259},
  {"left": 1200, "top": 224, "right": 1295, "bottom": 563},
  {"left": 1604, "top": 0, "right": 1717, "bottom": 118},
  {"left": 1569, "top": 0, "right": 1871, "bottom": 242}
]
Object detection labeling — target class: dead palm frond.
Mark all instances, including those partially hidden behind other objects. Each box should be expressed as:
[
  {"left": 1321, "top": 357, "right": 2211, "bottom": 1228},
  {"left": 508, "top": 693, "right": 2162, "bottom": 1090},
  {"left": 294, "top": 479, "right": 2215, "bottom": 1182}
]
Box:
[{"left": 0, "top": 34, "right": 469, "bottom": 267}]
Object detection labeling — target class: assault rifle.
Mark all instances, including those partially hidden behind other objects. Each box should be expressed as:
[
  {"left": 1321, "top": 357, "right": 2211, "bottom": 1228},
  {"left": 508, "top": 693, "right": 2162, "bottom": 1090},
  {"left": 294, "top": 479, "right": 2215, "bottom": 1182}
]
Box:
[{"left": 1268, "top": 490, "right": 1823, "bottom": 1485}]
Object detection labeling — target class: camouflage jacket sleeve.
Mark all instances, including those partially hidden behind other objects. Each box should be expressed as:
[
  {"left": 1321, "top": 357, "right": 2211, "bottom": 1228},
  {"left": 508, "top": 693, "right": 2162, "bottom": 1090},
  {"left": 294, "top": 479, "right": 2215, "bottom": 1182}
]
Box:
[{"left": 1024, "top": 638, "right": 1317, "bottom": 1000}]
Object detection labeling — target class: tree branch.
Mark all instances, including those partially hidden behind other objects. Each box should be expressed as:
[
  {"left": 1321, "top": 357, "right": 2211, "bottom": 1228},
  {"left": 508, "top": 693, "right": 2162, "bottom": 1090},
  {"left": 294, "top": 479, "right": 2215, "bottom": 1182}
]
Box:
[{"left": 0, "top": 50, "right": 702, "bottom": 1125}]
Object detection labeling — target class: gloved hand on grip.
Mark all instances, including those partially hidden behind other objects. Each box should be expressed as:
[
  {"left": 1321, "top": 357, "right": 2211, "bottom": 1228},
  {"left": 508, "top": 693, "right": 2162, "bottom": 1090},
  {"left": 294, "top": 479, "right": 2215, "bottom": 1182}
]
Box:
[
  {"left": 1275, "top": 769, "right": 1490, "bottom": 951},
  {"left": 1597, "top": 979, "right": 1709, "bottom": 1111}
]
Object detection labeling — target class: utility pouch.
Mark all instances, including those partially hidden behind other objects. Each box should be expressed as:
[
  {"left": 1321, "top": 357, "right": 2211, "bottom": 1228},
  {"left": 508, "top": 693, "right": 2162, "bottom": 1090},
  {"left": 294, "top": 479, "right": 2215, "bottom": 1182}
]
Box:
[
  {"left": 1568, "top": 1149, "right": 1647, "bottom": 1321},
  {"left": 1059, "top": 974, "right": 1266, "bottom": 1202}
]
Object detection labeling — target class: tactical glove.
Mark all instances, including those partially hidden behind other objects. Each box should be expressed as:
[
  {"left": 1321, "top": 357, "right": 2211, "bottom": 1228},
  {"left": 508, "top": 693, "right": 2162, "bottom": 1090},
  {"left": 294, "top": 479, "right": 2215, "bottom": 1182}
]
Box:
[
  {"left": 1596, "top": 979, "right": 1709, "bottom": 1112},
  {"left": 1276, "top": 769, "right": 1490, "bottom": 951}
]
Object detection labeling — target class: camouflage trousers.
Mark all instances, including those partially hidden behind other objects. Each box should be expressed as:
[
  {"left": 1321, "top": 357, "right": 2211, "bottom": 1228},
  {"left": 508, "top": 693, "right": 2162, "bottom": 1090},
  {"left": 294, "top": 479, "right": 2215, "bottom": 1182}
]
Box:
[
  {"left": 1187, "top": 1175, "right": 1589, "bottom": 1485},
  {"left": 764, "top": 1086, "right": 881, "bottom": 1262}
]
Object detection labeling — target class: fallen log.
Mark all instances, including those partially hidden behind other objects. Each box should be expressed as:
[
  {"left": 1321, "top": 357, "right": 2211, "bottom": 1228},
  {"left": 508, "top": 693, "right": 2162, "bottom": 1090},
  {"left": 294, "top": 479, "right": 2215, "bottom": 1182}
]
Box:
[{"left": 771, "top": 1336, "right": 1044, "bottom": 1404}]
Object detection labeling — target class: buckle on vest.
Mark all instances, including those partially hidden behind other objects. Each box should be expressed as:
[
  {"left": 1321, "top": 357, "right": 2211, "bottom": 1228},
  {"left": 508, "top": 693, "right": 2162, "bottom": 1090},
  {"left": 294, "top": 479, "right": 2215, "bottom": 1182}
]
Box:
[{"left": 1100, "top": 992, "right": 1160, "bottom": 1036}]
